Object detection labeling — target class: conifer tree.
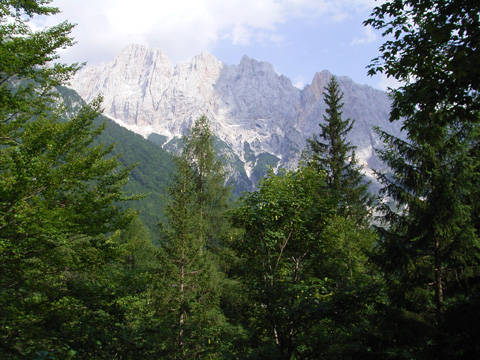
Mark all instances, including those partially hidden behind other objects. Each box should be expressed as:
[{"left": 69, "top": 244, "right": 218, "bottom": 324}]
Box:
[
  {"left": 155, "top": 116, "right": 232, "bottom": 359},
  {"left": 373, "top": 120, "right": 480, "bottom": 357},
  {"left": 304, "top": 76, "right": 372, "bottom": 223},
  {"left": 183, "top": 115, "right": 231, "bottom": 249},
  {"left": 366, "top": 0, "right": 480, "bottom": 357}
]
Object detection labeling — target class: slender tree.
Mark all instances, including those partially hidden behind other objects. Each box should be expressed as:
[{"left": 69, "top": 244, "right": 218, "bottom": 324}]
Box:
[
  {"left": 155, "top": 116, "right": 233, "bottom": 359},
  {"left": 183, "top": 115, "right": 231, "bottom": 250},
  {"left": 304, "top": 76, "right": 372, "bottom": 223}
]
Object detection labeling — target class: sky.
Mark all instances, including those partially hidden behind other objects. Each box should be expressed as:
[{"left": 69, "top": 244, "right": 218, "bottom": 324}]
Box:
[{"left": 35, "top": 0, "right": 398, "bottom": 91}]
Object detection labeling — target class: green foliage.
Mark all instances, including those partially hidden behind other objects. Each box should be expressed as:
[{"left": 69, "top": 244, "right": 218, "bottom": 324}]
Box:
[
  {"left": 183, "top": 115, "right": 232, "bottom": 249},
  {"left": 373, "top": 120, "right": 480, "bottom": 358},
  {"left": 366, "top": 0, "right": 480, "bottom": 357},
  {"left": 101, "top": 217, "right": 160, "bottom": 359},
  {"left": 8, "top": 1, "right": 480, "bottom": 358},
  {"left": 155, "top": 116, "right": 235, "bottom": 359},
  {"left": 231, "top": 166, "right": 378, "bottom": 359},
  {"left": 0, "top": 1, "right": 137, "bottom": 357},
  {"left": 98, "top": 114, "right": 174, "bottom": 236},
  {"left": 251, "top": 152, "right": 280, "bottom": 183},
  {"left": 147, "top": 132, "right": 169, "bottom": 146},
  {"left": 243, "top": 141, "right": 256, "bottom": 163},
  {"left": 303, "top": 76, "right": 373, "bottom": 223},
  {"left": 214, "top": 137, "right": 254, "bottom": 196},
  {"left": 56, "top": 86, "right": 175, "bottom": 237},
  {"left": 232, "top": 167, "right": 327, "bottom": 359},
  {"left": 364, "top": 0, "right": 480, "bottom": 135}
]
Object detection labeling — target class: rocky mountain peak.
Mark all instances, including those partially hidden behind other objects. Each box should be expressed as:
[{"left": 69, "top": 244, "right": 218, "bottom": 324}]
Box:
[
  {"left": 113, "top": 44, "right": 174, "bottom": 80},
  {"left": 238, "top": 55, "right": 274, "bottom": 73},
  {"left": 307, "top": 70, "right": 333, "bottom": 100},
  {"left": 71, "top": 45, "right": 402, "bottom": 191}
]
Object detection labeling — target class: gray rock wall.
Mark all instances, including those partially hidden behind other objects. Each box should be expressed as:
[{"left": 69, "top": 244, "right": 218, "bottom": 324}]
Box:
[{"left": 71, "top": 44, "right": 403, "bottom": 186}]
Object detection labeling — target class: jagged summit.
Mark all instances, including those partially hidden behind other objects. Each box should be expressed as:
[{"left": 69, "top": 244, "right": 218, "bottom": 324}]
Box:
[{"left": 71, "top": 44, "right": 401, "bottom": 190}]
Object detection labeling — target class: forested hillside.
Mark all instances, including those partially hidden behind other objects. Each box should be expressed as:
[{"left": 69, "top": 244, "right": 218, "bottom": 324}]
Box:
[
  {"left": 57, "top": 86, "right": 175, "bottom": 236},
  {"left": 1, "top": 1, "right": 479, "bottom": 359}
]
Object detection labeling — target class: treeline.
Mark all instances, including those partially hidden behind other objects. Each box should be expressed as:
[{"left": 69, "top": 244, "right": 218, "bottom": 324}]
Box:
[{"left": 1, "top": 1, "right": 480, "bottom": 359}]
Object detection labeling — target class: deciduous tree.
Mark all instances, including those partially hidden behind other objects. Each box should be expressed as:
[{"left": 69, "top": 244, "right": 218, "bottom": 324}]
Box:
[
  {"left": 0, "top": 1, "right": 135, "bottom": 357},
  {"left": 232, "top": 167, "right": 329, "bottom": 359},
  {"left": 233, "top": 165, "right": 377, "bottom": 359}
]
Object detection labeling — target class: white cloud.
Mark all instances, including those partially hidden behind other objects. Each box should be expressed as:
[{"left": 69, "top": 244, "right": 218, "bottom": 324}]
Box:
[
  {"left": 34, "top": 0, "right": 379, "bottom": 66},
  {"left": 378, "top": 74, "right": 404, "bottom": 91},
  {"left": 293, "top": 76, "right": 306, "bottom": 89},
  {"left": 351, "top": 25, "right": 377, "bottom": 45},
  {"left": 230, "top": 25, "right": 253, "bottom": 45}
]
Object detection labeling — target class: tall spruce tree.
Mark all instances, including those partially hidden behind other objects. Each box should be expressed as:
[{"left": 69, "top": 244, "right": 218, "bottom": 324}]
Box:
[
  {"left": 366, "top": 0, "right": 480, "bottom": 357},
  {"left": 0, "top": 1, "right": 136, "bottom": 357},
  {"left": 373, "top": 120, "right": 480, "bottom": 358},
  {"left": 304, "top": 76, "right": 372, "bottom": 223}
]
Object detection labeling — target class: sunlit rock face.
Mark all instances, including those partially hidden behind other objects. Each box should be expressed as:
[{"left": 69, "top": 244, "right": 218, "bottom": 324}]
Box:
[{"left": 72, "top": 44, "right": 402, "bottom": 190}]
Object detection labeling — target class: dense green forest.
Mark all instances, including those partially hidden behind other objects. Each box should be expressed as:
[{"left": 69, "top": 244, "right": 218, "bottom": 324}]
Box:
[{"left": 1, "top": 1, "right": 479, "bottom": 359}]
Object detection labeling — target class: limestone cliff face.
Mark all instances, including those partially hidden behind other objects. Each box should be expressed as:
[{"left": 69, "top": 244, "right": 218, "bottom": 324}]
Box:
[{"left": 71, "top": 44, "right": 401, "bottom": 189}]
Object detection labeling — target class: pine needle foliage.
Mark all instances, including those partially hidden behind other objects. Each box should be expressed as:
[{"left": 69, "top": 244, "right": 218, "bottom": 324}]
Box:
[
  {"left": 366, "top": 0, "right": 480, "bottom": 357},
  {"left": 304, "top": 76, "right": 373, "bottom": 223}
]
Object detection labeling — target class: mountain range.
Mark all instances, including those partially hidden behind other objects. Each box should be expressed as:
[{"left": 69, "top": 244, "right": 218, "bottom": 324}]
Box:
[{"left": 70, "top": 44, "right": 402, "bottom": 191}]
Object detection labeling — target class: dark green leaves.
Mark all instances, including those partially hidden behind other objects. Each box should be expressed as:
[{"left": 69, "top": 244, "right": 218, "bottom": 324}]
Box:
[
  {"left": 365, "top": 0, "right": 480, "bottom": 127},
  {"left": 1, "top": 2, "right": 137, "bottom": 357},
  {"left": 367, "top": 1, "right": 480, "bottom": 357}
]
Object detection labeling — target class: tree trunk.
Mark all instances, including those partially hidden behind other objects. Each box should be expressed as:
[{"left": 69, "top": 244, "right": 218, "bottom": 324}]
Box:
[{"left": 434, "top": 236, "right": 444, "bottom": 322}]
